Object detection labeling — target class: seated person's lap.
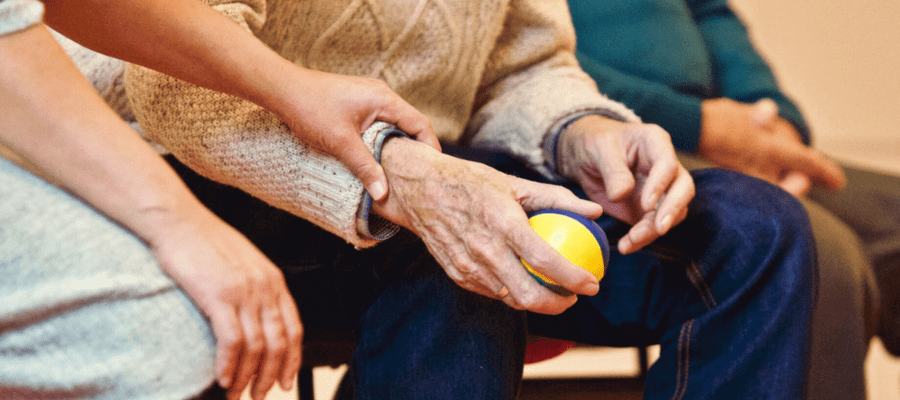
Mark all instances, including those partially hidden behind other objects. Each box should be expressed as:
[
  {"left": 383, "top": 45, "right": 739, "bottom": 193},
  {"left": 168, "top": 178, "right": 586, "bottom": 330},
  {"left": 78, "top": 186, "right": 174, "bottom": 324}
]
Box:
[{"left": 0, "top": 157, "right": 217, "bottom": 399}]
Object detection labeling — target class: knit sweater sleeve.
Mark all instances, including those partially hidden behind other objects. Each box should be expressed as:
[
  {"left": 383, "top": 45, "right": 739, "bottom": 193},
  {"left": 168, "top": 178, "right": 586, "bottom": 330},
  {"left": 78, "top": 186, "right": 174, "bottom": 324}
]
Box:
[
  {"left": 124, "top": 0, "right": 394, "bottom": 248},
  {"left": 690, "top": 0, "right": 811, "bottom": 144},
  {"left": 0, "top": 0, "right": 43, "bottom": 36},
  {"left": 464, "top": 0, "right": 639, "bottom": 180}
]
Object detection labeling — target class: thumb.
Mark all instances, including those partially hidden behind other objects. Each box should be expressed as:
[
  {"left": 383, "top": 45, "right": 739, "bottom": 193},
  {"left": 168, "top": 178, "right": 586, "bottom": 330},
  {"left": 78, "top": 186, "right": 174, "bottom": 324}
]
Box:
[
  {"left": 514, "top": 178, "right": 603, "bottom": 219},
  {"left": 334, "top": 137, "right": 390, "bottom": 201},
  {"left": 752, "top": 98, "right": 779, "bottom": 129}
]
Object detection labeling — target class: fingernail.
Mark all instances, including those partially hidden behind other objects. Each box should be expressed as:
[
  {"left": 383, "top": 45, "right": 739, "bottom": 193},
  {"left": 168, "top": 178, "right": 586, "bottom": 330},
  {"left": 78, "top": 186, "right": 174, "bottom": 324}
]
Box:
[
  {"left": 631, "top": 224, "right": 649, "bottom": 239},
  {"left": 218, "top": 375, "right": 231, "bottom": 389},
  {"left": 282, "top": 377, "right": 294, "bottom": 391},
  {"left": 618, "top": 239, "right": 632, "bottom": 255},
  {"left": 658, "top": 214, "right": 673, "bottom": 233},
  {"left": 368, "top": 181, "right": 386, "bottom": 201}
]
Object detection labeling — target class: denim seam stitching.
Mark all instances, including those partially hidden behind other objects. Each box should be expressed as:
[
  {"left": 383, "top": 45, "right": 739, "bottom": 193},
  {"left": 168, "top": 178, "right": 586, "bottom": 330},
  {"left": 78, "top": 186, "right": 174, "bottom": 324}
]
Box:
[
  {"left": 685, "top": 261, "right": 717, "bottom": 309},
  {"left": 671, "top": 319, "right": 693, "bottom": 400},
  {"left": 646, "top": 244, "right": 718, "bottom": 309}
]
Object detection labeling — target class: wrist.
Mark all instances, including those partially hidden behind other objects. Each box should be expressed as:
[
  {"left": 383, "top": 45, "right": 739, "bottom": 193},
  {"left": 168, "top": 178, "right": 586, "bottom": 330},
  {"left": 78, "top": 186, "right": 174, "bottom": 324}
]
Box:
[
  {"left": 129, "top": 197, "right": 205, "bottom": 247},
  {"left": 370, "top": 136, "right": 449, "bottom": 228},
  {"left": 556, "top": 114, "right": 623, "bottom": 179},
  {"left": 697, "top": 99, "right": 728, "bottom": 157},
  {"left": 355, "top": 124, "right": 410, "bottom": 240},
  {"left": 246, "top": 59, "right": 309, "bottom": 122}
]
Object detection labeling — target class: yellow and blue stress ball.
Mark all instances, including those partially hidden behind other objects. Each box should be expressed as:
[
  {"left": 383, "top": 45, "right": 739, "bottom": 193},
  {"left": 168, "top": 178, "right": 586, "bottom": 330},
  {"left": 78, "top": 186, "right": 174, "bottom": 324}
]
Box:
[{"left": 523, "top": 209, "right": 610, "bottom": 296}]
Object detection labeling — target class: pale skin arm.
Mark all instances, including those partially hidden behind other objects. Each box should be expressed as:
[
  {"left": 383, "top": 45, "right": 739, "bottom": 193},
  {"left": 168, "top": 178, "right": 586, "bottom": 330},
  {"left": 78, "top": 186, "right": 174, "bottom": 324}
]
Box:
[
  {"left": 41, "top": 0, "right": 438, "bottom": 201},
  {"left": 0, "top": 25, "right": 300, "bottom": 400},
  {"left": 699, "top": 98, "right": 845, "bottom": 197},
  {"left": 556, "top": 115, "right": 696, "bottom": 255}
]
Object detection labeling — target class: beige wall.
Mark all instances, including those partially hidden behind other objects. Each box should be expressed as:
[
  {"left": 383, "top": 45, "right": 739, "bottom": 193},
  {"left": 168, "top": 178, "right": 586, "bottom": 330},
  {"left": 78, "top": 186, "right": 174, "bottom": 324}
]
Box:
[{"left": 728, "top": 0, "right": 900, "bottom": 174}]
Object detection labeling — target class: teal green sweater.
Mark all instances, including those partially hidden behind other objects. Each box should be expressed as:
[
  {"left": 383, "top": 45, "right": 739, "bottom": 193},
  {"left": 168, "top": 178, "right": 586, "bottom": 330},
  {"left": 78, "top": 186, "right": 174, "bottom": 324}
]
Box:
[{"left": 569, "top": 0, "right": 810, "bottom": 153}]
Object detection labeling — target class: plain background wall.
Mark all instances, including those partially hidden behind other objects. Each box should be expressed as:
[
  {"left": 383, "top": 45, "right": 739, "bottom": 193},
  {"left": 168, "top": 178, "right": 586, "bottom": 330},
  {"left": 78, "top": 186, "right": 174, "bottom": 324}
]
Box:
[
  {"left": 727, "top": 0, "right": 900, "bottom": 174},
  {"left": 723, "top": 3, "right": 900, "bottom": 399}
]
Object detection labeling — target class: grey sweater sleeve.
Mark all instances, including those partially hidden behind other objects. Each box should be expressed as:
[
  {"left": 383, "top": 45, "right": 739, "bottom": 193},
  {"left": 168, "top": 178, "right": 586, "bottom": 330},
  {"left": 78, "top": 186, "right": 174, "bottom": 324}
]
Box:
[{"left": 0, "top": 0, "right": 44, "bottom": 36}]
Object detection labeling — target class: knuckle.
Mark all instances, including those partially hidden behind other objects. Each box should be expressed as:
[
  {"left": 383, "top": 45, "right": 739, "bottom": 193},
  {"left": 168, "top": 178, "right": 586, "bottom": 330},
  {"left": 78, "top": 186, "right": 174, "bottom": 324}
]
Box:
[
  {"left": 286, "top": 328, "right": 303, "bottom": 347},
  {"left": 490, "top": 209, "right": 524, "bottom": 233},
  {"left": 350, "top": 161, "right": 379, "bottom": 182},
  {"left": 517, "top": 295, "right": 540, "bottom": 312},
  {"left": 421, "top": 118, "right": 434, "bottom": 132},
  {"left": 216, "top": 276, "right": 251, "bottom": 302},
  {"left": 220, "top": 333, "right": 244, "bottom": 353},
  {"left": 245, "top": 334, "right": 266, "bottom": 355},
  {"left": 445, "top": 268, "right": 466, "bottom": 286},
  {"left": 548, "top": 184, "right": 577, "bottom": 200},
  {"left": 264, "top": 268, "right": 289, "bottom": 288},
  {"left": 248, "top": 269, "right": 273, "bottom": 288},
  {"left": 455, "top": 261, "right": 482, "bottom": 284},
  {"left": 268, "top": 337, "right": 288, "bottom": 355}
]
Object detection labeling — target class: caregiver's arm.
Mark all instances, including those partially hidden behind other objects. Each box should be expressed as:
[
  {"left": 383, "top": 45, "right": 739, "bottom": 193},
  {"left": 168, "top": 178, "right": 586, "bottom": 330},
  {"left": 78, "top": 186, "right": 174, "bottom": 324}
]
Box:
[
  {"left": 0, "top": 22, "right": 300, "bottom": 400},
  {"left": 41, "top": 0, "right": 438, "bottom": 200}
]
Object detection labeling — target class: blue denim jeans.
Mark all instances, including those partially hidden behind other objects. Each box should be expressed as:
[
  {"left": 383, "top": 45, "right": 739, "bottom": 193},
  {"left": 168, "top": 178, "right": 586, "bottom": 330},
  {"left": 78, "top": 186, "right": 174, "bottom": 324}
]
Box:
[
  {"left": 167, "top": 149, "right": 816, "bottom": 399},
  {"left": 446, "top": 147, "right": 818, "bottom": 399},
  {"left": 529, "top": 173, "right": 816, "bottom": 399}
]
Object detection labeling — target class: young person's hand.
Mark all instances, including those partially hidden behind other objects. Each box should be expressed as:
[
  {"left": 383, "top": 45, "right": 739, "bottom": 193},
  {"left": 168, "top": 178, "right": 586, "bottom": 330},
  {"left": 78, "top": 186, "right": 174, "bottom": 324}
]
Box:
[
  {"left": 274, "top": 69, "right": 439, "bottom": 201},
  {"left": 0, "top": 25, "right": 301, "bottom": 400},
  {"left": 372, "top": 139, "right": 603, "bottom": 315},
  {"left": 699, "top": 98, "right": 845, "bottom": 197},
  {"left": 556, "top": 115, "right": 695, "bottom": 254},
  {"left": 142, "top": 206, "right": 302, "bottom": 400}
]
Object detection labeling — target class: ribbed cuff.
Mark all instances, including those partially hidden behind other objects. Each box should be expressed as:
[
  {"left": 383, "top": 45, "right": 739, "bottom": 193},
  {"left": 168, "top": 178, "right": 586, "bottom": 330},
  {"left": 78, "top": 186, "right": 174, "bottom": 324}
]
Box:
[
  {"left": 355, "top": 123, "right": 408, "bottom": 241},
  {"left": 542, "top": 109, "right": 639, "bottom": 179}
]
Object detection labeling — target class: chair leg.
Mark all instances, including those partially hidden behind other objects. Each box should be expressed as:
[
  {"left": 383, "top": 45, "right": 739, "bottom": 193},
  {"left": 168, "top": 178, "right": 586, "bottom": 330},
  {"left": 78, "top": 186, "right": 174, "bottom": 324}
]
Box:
[
  {"left": 298, "top": 366, "right": 315, "bottom": 400},
  {"left": 638, "top": 346, "right": 650, "bottom": 382}
]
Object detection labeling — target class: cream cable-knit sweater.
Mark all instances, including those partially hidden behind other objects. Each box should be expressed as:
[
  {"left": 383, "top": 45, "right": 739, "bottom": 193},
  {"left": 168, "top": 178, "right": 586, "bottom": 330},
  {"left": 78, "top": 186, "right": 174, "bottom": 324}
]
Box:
[
  {"left": 125, "top": 0, "right": 639, "bottom": 247},
  {"left": 0, "top": 0, "right": 41, "bottom": 36}
]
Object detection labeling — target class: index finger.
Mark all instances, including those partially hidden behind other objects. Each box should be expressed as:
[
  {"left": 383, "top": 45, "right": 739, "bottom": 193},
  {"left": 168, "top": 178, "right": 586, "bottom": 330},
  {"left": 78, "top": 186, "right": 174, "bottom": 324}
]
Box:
[
  {"left": 630, "top": 125, "right": 681, "bottom": 212},
  {"left": 208, "top": 306, "right": 243, "bottom": 390},
  {"left": 278, "top": 296, "right": 303, "bottom": 390},
  {"left": 374, "top": 99, "right": 441, "bottom": 152},
  {"left": 652, "top": 167, "right": 694, "bottom": 234},
  {"left": 508, "top": 219, "right": 600, "bottom": 297}
]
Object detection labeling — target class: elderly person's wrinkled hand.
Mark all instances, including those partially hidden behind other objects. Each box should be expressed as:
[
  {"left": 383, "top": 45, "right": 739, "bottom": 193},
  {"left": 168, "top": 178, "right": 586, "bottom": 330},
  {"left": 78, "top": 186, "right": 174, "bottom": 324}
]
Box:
[
  {"left": 372, "top": 139, "right": 603, "bottom": 315},
  {"left": 556, "top": 115, "right": 695, "bottom": 255}
]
